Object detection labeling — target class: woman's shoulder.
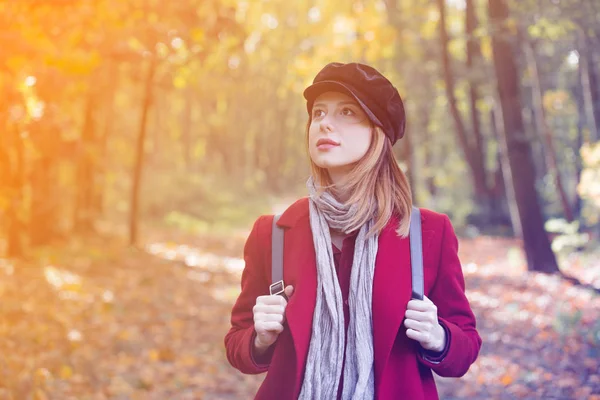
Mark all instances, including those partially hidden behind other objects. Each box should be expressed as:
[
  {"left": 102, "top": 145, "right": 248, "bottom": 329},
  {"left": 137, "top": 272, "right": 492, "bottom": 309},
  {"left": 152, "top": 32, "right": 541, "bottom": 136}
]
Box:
[
  {"left": 270, "top": 197, "right": 310, "bottom": 228},
  {"left": 277, "top": 197, "right": 309, "bottom": 215},
  {"left": 416, "top": 207, "right": 453, "bottom": 232},
  {"left": 249, "top": 197, "right": 310, "bottom": 235}
]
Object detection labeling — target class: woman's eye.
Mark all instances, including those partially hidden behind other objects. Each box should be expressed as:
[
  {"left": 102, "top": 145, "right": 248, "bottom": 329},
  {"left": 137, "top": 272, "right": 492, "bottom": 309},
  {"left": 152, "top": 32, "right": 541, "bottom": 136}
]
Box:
[
  {"left": 341, "top": 107, "right": 355, "bottom": 116},
  {"left": 313, "top": 109, "right": 325, "bottom": 118}
]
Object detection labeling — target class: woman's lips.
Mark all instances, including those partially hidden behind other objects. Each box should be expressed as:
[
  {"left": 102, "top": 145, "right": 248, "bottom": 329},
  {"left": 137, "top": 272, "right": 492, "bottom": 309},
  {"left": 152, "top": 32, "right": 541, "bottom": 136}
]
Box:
[{"left": 316, "top": 138, "right": 340, "bottom": 150}]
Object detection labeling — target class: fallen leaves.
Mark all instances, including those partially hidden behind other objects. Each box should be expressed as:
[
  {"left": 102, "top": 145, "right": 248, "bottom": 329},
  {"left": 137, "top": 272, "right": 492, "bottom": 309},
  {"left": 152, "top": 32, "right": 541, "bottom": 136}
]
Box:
[
  {"left": 0, "top": 233, "right": 598, "bottom": 399},
  {"left": 500, "top": 374, "right": 513, "bottom": 386}
]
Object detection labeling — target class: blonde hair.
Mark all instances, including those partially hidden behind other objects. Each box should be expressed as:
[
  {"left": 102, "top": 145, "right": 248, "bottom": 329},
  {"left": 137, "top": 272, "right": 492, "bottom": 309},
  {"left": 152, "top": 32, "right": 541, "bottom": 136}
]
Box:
[{"left": 306, "top": 124, "right": 413, "bottom": 238}]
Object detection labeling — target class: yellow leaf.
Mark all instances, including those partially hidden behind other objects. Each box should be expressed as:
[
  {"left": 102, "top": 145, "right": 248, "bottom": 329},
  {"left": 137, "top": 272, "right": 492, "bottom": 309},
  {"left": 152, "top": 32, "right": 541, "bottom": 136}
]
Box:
[
  {"left": 117, "top": 330, "right": 131, "bottom": 341},
  {"left": 191, "top": 28, "right": 205, "bottom": 43},
  {"left": 178, "top": 354, "right": 198, "bottom": 367},
  {"left": 6, "top": 56, "right": 28, "bottom": 73},
  {"left": 33, "top": 389, "right": 49, "bottom": 400},
  {"left": 59, "top": 365, "right": 73, "bottom": 380},
  {"left": 34, "top": 368, "right": 52, "bottom": 386},
  {"left": 500, "top": 374, "right": 513, "bottom": 386},
  {"left": 149, "top": 349, "right": 160, "bottom": 362},
  {"left": 173, "top": 75, "right": 187, "bottom": 89}
]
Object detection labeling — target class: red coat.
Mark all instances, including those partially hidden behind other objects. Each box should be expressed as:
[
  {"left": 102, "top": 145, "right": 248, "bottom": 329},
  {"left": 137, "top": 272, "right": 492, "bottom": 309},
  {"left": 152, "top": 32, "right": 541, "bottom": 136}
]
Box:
[{"left": 225, "top": 198, "right": 482, "bottom": 399}]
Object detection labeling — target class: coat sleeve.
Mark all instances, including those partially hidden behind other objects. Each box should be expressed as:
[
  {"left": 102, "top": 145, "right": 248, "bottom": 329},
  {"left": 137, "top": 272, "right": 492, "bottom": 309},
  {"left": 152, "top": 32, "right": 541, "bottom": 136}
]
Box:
[
  {"left": 224, "top": 215, "right": 275, "bottom": 374},
  {"left": 417, "top": 214, "right": 482, "bottom": 377}
]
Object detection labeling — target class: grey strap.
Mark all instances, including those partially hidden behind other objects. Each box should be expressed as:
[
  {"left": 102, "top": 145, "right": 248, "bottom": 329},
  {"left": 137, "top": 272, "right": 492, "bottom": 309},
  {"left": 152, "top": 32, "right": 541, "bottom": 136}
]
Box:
[
  {"left": 270, "top": 214, "right": 285, "bottom": 295},
  {"left": 409, "top": 206, "right": 424, "bottom": 300}
]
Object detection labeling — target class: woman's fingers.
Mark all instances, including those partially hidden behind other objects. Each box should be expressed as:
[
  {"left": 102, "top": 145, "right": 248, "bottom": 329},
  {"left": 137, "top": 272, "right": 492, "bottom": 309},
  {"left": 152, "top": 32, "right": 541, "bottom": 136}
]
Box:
[
  {"left": 406, "top": 328, "right": 429, "bottom": 342},
  {"left": 403, "top": 318, "right": 432, "bottom": 332},
  {"left": 255, "top": 320, "right": 284, "bottom": 334},
  {"left": 254, "top": 312, "right": 284, "bottom": 324},
  {"left": 407, "top": 299, "right": 437, "bottom": 313},
  {"left": 253, "top": 304, "right": 286, "bottom": 315},
  {"left": 256, "top": 294, "right": 287, "bottom": 306},
  {"left": 404, "top": 309, "right": 436, "bottom": 323}
]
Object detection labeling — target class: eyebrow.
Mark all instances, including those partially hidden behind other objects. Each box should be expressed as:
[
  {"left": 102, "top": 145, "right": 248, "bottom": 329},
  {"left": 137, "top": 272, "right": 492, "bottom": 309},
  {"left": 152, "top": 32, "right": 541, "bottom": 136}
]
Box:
[{"left": 313, "top": 101, "right": 359, "bottom": 108}]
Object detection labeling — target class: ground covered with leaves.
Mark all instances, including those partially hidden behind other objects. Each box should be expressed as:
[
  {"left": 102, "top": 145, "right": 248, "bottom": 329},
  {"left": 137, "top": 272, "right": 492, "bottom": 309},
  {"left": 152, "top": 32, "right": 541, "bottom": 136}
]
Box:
[{"left": 0, "top": 230, "right": 598, "bottom": 399}]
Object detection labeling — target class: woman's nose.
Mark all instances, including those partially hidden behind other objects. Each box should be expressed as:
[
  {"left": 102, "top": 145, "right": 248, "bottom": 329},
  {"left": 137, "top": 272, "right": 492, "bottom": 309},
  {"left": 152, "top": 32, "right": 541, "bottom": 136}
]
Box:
[{"left": 319, "top": 115, "right": 335, "bottom": 132}]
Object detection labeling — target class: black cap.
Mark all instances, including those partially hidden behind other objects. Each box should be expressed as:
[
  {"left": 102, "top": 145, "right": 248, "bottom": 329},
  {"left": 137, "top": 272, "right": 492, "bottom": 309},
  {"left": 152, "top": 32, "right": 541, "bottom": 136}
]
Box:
[{"left": 303, "top": 62, "right": 406, "bottom": 145}]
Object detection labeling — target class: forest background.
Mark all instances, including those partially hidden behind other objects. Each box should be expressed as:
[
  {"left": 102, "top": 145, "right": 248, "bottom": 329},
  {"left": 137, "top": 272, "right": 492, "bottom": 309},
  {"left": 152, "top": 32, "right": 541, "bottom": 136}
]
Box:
[{"left": 0, "top": 0, "right": 599, "bottom": 398}]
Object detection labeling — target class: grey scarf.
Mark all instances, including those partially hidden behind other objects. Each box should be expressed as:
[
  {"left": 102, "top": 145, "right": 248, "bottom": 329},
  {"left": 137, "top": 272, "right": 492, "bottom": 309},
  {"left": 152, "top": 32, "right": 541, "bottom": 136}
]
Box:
[{"left": 299, "top": 177, "right": 378, "bottom": 400}]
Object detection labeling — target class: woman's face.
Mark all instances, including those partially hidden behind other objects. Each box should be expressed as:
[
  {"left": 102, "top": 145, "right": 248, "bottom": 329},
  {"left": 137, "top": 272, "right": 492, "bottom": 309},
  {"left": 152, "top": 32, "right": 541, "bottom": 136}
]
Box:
[{"left": 308, "top": 91, "right": 372, "bottom": 180}]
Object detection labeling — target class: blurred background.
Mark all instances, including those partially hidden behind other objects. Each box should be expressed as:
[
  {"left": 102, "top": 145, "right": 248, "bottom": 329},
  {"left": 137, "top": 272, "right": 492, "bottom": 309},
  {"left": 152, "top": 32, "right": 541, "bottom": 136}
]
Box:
[{"left": 0, "top": 0, "right": 599, "bottom": 399}]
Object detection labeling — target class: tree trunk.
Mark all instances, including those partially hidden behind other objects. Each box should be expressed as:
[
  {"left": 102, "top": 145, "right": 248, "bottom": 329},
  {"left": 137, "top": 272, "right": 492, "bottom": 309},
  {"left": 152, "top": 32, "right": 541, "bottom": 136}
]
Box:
[
  {"left": 585, "top": 37, "right": 600, "bottom": 141},
  {"left": 74, "top": 89, "right": 97, "bottom": 233},
  {"left": 437, "top": 0, "right": 489, "bottom": 212},
  {"left": 491, "top": 106, "right": 520, "bottom": 237},
  {"left": 465, "top": 0, "right": 485, "bottom": 170},
  {"left": 129, "top": 56, "right": 157, "bottom": 246},
  {"left": 488, "top": 0, "right": 559, "bottom": 273},
  {"left": 29, "top": 156, "right": 57, "bottom": 246},
  {"left": 181, "top": 87, "right": 193, "bottom": 172},
  {"left": 417, "top": 99, "right": 434, "bottom": 205},
  {"left": 29, "top": 119, "right": 63, "bottom": 247},
  {"left": 524, "top": 40, "right": 574, "bottom": 222},
  {"left": 96, "top": 61, "right": 118, "bottom": 217},
  {"left": 573, "top": 59, "right": 586, "bottom": 218},
  {"left": 399, "top": 123, "right": 414, "bottom": 195},
  {"left": 1, "top": 124, "right": 24, "bottom": 257}
]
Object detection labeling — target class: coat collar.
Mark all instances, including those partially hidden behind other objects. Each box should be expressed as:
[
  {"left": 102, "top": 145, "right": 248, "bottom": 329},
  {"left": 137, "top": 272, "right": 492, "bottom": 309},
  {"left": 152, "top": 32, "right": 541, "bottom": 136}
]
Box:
[{"left": 276, "top": 197, "right": 310, "bottom": 229}]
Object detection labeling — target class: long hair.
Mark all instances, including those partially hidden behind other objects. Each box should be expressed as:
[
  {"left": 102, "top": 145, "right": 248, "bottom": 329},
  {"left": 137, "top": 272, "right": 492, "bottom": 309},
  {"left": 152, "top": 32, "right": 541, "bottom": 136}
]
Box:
[{"left": 306, "top": 123, "right": 412, "bottom": 238}]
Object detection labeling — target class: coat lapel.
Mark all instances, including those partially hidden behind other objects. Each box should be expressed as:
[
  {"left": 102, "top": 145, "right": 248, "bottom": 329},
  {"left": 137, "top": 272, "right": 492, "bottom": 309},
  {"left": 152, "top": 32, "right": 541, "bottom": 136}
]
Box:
[
  {"left": 276, "top": 199, "right": 317, "bottom": 390},
  {"left": 372, "top": 218, "right": 413, "bottom": 386},
  {"left": 371, "top": 211, "right": 435, "bottom": 388}
]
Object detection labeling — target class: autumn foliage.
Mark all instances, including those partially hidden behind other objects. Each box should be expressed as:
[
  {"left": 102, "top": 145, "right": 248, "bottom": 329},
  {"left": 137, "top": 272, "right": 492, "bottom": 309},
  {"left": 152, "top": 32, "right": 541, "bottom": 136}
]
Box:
[{"left": 0, "top": 0, "right": 599, "bottom": 398}]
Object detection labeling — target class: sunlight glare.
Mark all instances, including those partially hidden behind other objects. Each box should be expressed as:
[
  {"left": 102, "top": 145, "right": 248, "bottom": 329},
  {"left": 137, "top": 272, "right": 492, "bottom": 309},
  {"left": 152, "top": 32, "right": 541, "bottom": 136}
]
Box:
[
  {"left": 24, "top": 76, "right": 37, "bottom": 87},
  {"left": 261, "top": 13, "right": 278, "bottom": 30},
  {"left": 0, "top": 259, "right": 14, "bottom": 276},
  {"left": 228, "top": 55, "right": 240, "bottom": 69},
  {"left": 566, "top": 50, "right": 579, "bottom": 67},
  {"left": 102, "top": 290, "right": 114, "bottom": 303},
  {"left": 171, "top": 37, "right": 184, "bottom": 49},
  {"left": 308, "top": 7, "right": 321, "bottom": 23},
  {"left": 67, "top": 329, "right": 83, "bottom": 342},
  {"left": 145, "top": 242, "right": 245, "bottom": 273},
  {"left": 44, "top": 266, "right": 82, "bottom": 290},
  {"left": 30, "top": 101, "right": 45, "bottom": 120},
  {"left": 446, "top": 0, "right": 466, "bottom": 10},
  {"left": 244, "top": 32, "right": 261, "bottom": 54}
]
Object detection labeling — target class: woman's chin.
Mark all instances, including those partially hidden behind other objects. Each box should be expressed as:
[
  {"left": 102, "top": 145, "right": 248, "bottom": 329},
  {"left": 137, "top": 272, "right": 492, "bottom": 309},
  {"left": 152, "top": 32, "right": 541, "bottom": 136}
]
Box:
[{"left": 313, "top": 157, "right": 345, "bottom": 170}]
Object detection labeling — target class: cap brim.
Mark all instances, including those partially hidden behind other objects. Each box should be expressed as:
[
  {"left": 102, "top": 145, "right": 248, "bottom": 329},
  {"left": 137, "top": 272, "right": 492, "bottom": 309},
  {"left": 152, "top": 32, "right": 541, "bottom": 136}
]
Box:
[{"left": 303, "top": 81, "right": 383, "bottom": 128}]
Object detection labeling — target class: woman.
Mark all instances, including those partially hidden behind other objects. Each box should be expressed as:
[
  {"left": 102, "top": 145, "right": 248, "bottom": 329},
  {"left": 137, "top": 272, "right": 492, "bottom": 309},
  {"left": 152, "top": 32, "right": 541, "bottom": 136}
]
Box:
[{"left": 224, "top": 62, "right": 482, "bottom": 399}]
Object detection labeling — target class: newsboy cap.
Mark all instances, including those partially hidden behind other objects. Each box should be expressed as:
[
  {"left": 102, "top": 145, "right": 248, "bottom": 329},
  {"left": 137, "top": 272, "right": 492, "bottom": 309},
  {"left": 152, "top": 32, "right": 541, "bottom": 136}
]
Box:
[{"left": 303, "top": 62, "right": 406, "bottom": 145}]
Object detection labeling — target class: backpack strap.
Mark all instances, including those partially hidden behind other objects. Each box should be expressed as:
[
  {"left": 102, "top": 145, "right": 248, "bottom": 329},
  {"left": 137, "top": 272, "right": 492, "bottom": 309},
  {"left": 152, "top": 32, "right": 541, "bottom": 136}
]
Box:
[
  {"left": 269, "top": 214, "right": 285, "bottom": 296},
  {"left": 270, "top": 207, "right": 424, "bottom": 300},
  {"left": 410, "top": 206, "right": 424, "bottom": 300}
]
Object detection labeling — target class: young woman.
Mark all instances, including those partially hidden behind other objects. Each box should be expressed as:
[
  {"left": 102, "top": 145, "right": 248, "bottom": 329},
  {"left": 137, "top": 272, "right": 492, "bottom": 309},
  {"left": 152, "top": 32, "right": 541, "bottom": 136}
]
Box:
[{"left": 224, "top": 62, "right": 482, "bottom": 400}]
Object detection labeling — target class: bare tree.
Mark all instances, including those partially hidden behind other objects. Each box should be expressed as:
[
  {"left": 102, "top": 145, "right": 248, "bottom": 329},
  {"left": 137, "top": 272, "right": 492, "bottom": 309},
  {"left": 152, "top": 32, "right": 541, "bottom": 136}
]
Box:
[
  {"left": 488, "top": 0, "right": 559, "bottom": 273},
  {"left": 129, "top": 55, "right": 157, "bottom": 246}
]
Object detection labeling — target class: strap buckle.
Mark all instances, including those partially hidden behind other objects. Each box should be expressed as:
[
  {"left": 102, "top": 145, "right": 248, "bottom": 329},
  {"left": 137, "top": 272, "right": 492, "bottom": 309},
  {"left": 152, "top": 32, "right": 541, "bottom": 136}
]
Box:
[{"left": 269, "top": 280, "right": 285, "bottom": 296}]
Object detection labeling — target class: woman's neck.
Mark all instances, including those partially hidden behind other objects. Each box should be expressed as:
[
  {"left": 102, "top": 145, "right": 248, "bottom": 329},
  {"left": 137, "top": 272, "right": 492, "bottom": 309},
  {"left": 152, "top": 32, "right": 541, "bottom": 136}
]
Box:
[{"left": 327, "top": 168, "right": 352, "bottom": 203}]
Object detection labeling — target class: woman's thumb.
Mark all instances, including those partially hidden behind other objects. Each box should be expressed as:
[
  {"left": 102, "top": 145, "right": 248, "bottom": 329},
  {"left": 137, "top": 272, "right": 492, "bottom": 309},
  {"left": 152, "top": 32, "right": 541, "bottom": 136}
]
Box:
[{"left": 284, "top": 285, "right": 294, "bottom": 298}]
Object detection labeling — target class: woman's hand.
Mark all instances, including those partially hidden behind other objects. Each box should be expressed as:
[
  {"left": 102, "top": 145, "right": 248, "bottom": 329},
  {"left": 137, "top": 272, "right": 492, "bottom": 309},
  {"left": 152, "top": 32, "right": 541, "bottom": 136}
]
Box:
[
  {"left": 404, "top": 295, "right": 446, "bottom": 352},
  {"left": 253, "top": 285, "right": 294, "bottom": 354}
]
